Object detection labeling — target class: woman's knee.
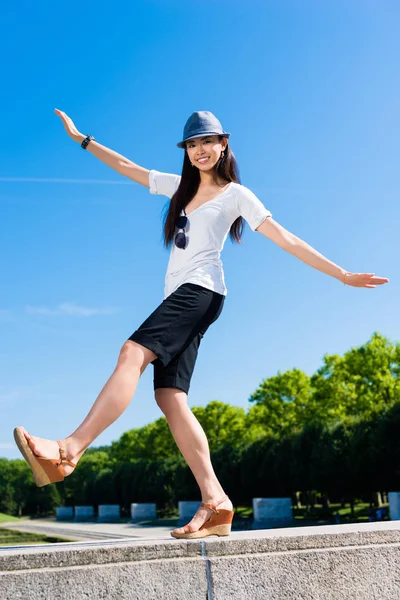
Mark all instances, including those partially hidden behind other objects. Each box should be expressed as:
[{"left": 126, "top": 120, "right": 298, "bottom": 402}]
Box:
[
  {"left": 155, "top": 387, "right": 188, "bottom": 413},
  {"left": 117, "top": 340, "right": 157, "bottom": 372}
]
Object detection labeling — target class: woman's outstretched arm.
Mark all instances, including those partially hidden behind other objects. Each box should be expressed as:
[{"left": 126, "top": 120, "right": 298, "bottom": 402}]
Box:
[
  {"left": 54, "top": 109, "right": 150, "bottom": 188},
  {"left": 255, "top": 216, "right": 389, "bottom": 289}
]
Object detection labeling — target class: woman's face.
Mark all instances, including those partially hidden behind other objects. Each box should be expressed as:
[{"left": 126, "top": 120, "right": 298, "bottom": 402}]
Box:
[{"left": 185, "top": 135, "right": 227, "bottom": 170}]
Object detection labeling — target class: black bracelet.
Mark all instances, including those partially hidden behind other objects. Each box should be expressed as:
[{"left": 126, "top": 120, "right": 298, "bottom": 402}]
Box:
[{"left": 81, "top": 135, "right": 95, "bottom": 149}]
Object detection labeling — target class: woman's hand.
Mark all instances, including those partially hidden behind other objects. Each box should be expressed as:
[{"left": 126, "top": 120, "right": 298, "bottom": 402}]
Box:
[
  {"left": 54, "top": 109, "right": 85, "bottom": 143},
  {"left": 343, "top": 272, "right": 389, "bottom": 288}
]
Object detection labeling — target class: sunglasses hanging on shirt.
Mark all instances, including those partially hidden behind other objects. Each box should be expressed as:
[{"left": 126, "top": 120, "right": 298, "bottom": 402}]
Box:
[{"left": 175, "top": 209, "right": 189, "bottom": 249}]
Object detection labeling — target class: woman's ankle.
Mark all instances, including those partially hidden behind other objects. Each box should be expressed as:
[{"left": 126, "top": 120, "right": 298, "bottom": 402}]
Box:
[
  {"left": 201, "top": 489, "right": 229, "bottom": 504},
  {"left": 63, "top": 436, "right": 88, "bottom": 462}
]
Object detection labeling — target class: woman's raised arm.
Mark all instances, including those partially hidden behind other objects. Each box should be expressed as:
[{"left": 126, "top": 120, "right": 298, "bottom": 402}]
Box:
[
  {"left": 256, "top": 216, "right": 389, "bottom": 288},
  {"left": 54, "top": 109, "right": 151, "bottom": 188}
]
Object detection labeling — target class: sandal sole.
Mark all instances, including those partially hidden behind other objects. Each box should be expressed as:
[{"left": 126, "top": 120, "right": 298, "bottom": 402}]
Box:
[
  {"left": 13, "top": 427, "right": 53, "bottom": 487},
  {"left": 170, "top": 523, "right": 233, "bottom": 539}
]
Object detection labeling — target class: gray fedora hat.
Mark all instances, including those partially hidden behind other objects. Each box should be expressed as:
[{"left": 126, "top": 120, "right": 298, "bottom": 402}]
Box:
[{"left": 177, "top": 110, "right": 231, "bottom": 148}]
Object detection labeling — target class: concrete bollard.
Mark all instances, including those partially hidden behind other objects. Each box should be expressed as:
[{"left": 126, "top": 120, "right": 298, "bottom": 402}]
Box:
[
  {"left": 74, "top": 506, "right": 95, "bottom": 522},
  {"left": 252, "top": 497, "right": 294, "bottom": 529},
  {"left": 56, "top": 507, "right": 73, "bottom": 521},
  {"left": 131, "top": 503, "right": 157, "bottom": 522},
  {"left": 178, "top": 501, "right": 201, "bottom": 522},
  {"left": 388, "top": 492, "right": 400, "bottom": 520},
  {"left": 98, "top": 505, "right": 120, "bottom": 522}
]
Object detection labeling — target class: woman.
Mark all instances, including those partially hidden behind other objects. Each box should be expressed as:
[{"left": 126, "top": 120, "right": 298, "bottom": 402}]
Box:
[{"left": 14, "top": 110, "right": 389, "bottom": 539}]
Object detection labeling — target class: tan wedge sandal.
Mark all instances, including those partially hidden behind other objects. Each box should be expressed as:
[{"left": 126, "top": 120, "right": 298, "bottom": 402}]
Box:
[
  {"left": 13, "top": 426, "right": 76, "bottom": 488},
  {"left": 170, "top": 494, "right": 234, "bottom": 539}
]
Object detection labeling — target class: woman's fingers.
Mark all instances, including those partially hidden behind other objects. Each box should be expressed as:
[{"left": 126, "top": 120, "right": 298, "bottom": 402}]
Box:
[
  {"left": 55, "top": 108, "right": 69, "bottom": 126},
  {"left": 54, "top": 108, "right": 66, "bottom": 120},
  {"left": 373, "top": 278, "right": 389, "bottom": 284},
  {"left": 54, "top": 108, "right": 81, "bottom": 140},
  {"left": 369, "top": 274, "right": 389, "bottom": 285},
  {"left": 55, "top": 108, "right": 72, "bottom": 124},
  {"left": 345, "top": 272, "right": 389, "bottom": 288}
]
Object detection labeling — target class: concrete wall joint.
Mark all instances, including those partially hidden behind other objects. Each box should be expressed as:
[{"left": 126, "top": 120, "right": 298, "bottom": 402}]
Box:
[{"left": 201, "top": 541, "right": 213, "bottom": 600}]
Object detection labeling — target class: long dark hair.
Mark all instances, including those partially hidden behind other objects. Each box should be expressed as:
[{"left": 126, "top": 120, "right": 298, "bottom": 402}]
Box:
[{"left": 162, "top": 136, "right": 244, "bottom": 248}]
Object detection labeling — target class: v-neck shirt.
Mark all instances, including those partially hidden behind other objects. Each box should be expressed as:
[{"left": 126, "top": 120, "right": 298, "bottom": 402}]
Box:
[
  {"left": 149, "top": 169, "right": 272, "bottom": 299},
  {"left": 183, "top": 181, "right": 232, "bottom": 216}
]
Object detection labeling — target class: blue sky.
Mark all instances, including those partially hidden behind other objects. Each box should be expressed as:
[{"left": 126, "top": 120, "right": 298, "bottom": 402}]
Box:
[{"left": 1, "top": 1, "right": 398, "bottom": 459}]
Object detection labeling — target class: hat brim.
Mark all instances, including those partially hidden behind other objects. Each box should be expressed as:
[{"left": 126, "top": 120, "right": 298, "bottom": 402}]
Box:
[{"left": 177, "top": 132, "right": 231, "bottom": 148}]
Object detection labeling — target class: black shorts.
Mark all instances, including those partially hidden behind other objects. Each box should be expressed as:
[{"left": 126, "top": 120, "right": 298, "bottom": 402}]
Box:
[{"left": 128, "top": 283, "right": 225, "bottom": 394}]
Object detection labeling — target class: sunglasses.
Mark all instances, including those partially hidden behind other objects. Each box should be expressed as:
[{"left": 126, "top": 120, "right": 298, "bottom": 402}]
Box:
[{"left": 175, "top": 211, "right": 189, "bottom": 249}]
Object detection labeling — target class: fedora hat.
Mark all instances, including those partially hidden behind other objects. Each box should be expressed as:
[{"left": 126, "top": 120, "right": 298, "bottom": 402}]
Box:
[{"left": 177, "top": 111, "right": 231, "bottom": 148}]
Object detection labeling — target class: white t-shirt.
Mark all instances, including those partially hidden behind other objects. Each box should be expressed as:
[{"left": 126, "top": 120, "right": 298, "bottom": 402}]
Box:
[{"left": 149, "top": 169, "right": 272, "bottom": 299}]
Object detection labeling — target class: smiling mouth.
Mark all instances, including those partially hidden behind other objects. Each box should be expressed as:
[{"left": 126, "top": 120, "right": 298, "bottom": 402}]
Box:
[{"left": 197, "top": 157, "right": 210, "bottom": 163}]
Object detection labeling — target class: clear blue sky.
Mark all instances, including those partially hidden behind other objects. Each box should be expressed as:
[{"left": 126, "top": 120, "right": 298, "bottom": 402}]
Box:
[{"left": 1, "top": 1, "right": 398, "bottom": 458}]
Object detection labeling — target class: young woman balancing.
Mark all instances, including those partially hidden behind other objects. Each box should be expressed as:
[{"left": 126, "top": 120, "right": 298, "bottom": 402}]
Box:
[{"left": 14, "top": 110, "right": 389, "bottom": 539}]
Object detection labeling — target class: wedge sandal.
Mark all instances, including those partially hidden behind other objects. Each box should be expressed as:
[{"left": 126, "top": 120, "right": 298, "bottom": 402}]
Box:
[
  {"left": 13, "top": 426, "right": 76, "bottom": 487},
  {"left": 170, "top": 494, "right": 234, "bottom": 539}
]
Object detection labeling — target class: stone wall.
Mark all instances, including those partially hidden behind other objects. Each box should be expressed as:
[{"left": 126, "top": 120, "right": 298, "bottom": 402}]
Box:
[{"left": 1, "top": 522, "right": 400, "bottom": 599}]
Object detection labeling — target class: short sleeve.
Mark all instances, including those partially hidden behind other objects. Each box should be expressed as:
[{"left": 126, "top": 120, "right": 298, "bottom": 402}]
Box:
[
  {"left": 235, "top": 184, "right": 272, "bottom": 231},
  {"left": 149, "top": 169, "right": 181, "bottom": 198}
]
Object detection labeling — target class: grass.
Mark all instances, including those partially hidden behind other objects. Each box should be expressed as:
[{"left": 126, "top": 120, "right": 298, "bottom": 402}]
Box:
[
  {"left": 134, "top": 500, "right": 391, "bottom": 523},
  {"left": 137, "top": 501, "right": 388, "bottom": 530},
  {"left": 0, "top": 513, "right": 21, "bottom": 523},
  {"left": 0, "top": 527, "right": 71, "bottom": 547},
  {"left": 234, "top": 502, "right": 390, "bottom": 525},
  {"left": 292, "top": 502, "right": 389, "bottom": 524},
  {"left": 0, "top": 513, "right": 73, "bottom": 546}
]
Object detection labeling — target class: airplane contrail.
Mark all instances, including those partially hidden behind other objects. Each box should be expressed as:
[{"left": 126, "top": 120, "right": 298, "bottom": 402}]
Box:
[{"left": 0, "top": 177, "right": 133, "bottom": 185}]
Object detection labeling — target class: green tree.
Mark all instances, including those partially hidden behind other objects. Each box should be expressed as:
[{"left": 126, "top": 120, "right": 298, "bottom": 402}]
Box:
[
  {"left": 311, "top": 332, "right": 399, "bottom": 423},
  {"left": 60, "top": 450, "right": 111, "bottom": 506},
  {"left": 0, "top": 458, "right": 16, "bottom": 515},
  {"left": 109, "top": 418, "right": 178, "bottom": 462},
  {"left": 9, "top": 460, "right": 33, "bottom": 516},
  {"left": 248, "top": 333, "right": 400, "bottom": 435},
  {"left": 192, "top": 401, "right": 252, "bottom": 451},
  {"left": 247, "top": 369, "right": 313, "bottom": 436}
]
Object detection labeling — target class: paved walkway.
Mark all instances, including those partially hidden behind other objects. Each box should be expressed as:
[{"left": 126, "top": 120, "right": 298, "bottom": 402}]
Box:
[
  {"left": 1, "top": 518, "right": 180, "bottom": 542},
  {"left": 2, "top": 517, "right": 399, "bottom": 545}
]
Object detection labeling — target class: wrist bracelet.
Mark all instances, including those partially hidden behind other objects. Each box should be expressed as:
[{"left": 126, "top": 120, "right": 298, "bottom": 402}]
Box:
[{"left": 81, "top": 135, "right": 95, "bottom": 150}]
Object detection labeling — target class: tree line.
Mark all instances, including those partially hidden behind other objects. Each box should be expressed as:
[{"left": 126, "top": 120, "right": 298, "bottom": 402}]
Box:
[{"left": 1, "top": 332, "right": 399, "bottom": 517}]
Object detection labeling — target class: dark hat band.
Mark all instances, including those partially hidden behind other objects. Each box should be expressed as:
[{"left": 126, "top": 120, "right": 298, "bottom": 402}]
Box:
[{"left": 177, "top": 131, "right": 231, "bottom": 148}]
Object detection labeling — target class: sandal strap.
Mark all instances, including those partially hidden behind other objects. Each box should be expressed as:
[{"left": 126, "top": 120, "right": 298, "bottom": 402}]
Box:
[
  {"left": 201, "top": 494, "right": 228, "bottom": 513},
  {"left": 57, "top": 441, "right": 77, "bottom": 468}
]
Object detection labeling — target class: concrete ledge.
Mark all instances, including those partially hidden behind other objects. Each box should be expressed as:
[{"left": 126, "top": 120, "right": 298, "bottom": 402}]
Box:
[{"left": 1, "top": 522, "right": 400, "bottom": 599}]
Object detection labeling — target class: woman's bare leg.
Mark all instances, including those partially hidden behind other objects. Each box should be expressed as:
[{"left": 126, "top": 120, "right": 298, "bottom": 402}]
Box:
[
  {"left": 155, "top": 387, "right": 233, "bottom": 532},
  {"left": 22, "top": 341, "right": 158, "bottom": 472}
]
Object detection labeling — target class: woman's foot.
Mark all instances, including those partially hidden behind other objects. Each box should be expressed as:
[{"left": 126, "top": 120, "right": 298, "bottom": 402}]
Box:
[
  {"left": 171, "top": 495, "right": 233, "bottom": 535},
  {"left": 20, "top": 427, "right": 82, "bottom": 477}
]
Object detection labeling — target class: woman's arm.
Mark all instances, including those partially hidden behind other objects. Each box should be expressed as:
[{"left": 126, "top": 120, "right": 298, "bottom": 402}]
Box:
[
  {"left": 78, "top": 135, "right": 151, "bottom": 187},
  {"left": 256, "top": 217, "right": 389, "bottom": 288},
  {"left": 54, "top": 109, "right": 150, "bottom": 188}
]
